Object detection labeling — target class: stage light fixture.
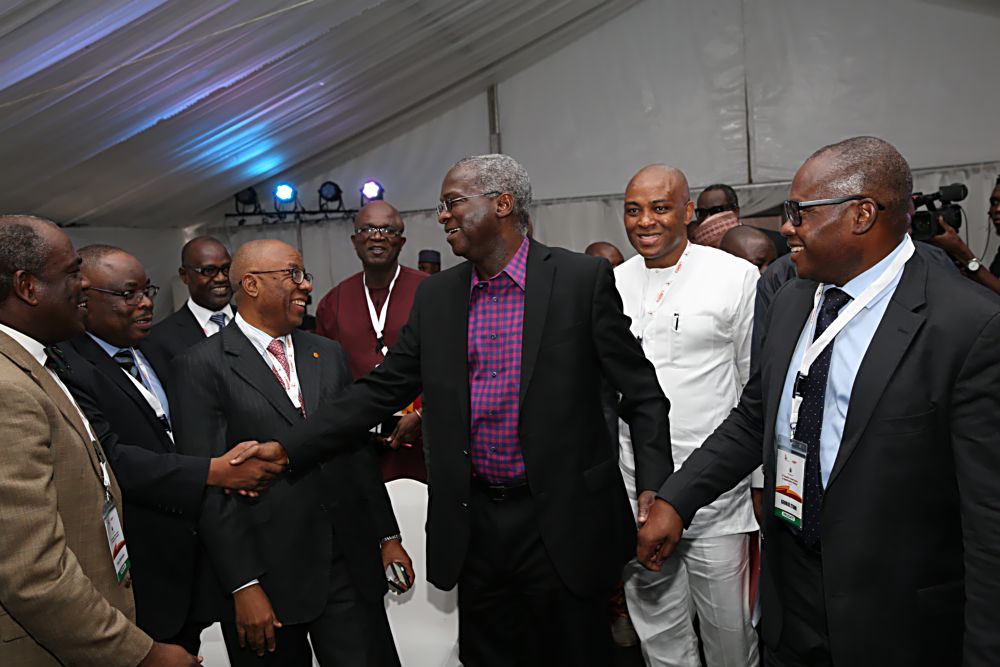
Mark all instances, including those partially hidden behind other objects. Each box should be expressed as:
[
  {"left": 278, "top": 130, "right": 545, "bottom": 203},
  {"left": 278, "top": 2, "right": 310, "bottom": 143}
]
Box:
[
  {"left": 360, "top": 179, "right": 385, "bottom": 205},
  {"left": 318, "top": 181, "right": 344, "bottom": 211},
  {"left": 234, "top": 187, "right": 261, "bottom": 214},
  {"left": 274, "top": 183, "right": 296, "bottom": 202}
]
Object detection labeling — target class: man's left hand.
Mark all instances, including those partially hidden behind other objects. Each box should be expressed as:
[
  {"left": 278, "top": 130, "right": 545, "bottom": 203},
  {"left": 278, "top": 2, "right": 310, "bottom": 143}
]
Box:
[
  {"left": 380, "top": 538, "right": 415, "bottom": 592},
  {"left": 388, "top": 412, "right": 421, "bottom": 450}
]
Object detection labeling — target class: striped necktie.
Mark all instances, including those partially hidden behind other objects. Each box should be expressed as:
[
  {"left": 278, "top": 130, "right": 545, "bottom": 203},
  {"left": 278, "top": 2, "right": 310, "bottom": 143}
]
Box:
[
  {"left": 113, "top": 348, "right": 140, "bottom": 380},
  {"left": 209, "top": 312, "right": 228, "bottom": 333}
]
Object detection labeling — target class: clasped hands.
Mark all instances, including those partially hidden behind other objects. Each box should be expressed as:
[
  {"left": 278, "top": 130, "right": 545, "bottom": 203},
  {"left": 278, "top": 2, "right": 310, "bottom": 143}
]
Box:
[{"left": 635, "top": 493, "right": 686, "bottom": 571}]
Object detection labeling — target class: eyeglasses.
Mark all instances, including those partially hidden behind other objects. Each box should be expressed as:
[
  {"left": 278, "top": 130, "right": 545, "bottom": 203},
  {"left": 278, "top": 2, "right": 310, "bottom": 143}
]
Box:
[
  {"left": 183, "top": 264, "right": 230, "bottom": 278},
  {"left": 436, "top": 191, "right": 500, "bottom": 215},
  {"left": 246, "top": 268, "right": 313, "bottom": 285},
  {"left": 783, "top": 195, "right": 885, "bottom": 227},
  {"left": 353, "top": 225, "right": 403, "bottom": 239},
  {"left": 89, "top": 284, "right": 160, "bottom": 305},
  {"left": 694, "top": 204, "right": 736, "bottom": 221}
]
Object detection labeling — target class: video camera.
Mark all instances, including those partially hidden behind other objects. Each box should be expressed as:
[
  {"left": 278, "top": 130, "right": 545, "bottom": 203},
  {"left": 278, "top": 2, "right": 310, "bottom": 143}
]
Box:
[{"left": 910, "top": 183, "right": 967, "bottom": 242}]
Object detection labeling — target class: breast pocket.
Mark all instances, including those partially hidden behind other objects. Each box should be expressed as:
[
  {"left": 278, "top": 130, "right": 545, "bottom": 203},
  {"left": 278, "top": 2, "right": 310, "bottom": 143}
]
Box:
[{"left": 667, "top": 313, "right": 721, "bottom": 365}]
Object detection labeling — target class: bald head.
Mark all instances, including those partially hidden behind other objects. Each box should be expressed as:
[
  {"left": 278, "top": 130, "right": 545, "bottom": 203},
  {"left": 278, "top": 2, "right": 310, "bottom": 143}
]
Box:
[
  {"left": 230, "top": 240, "right": 295, "bottom": 292},
  {"left": 719, "top": 225, "right": 777, "bottom": 274},
  {"left": 584, "top": 241, "right": 625, "bottom": 268},
  {"left": 356, "top": 201, "right": 403, "bottom": 230},
  {"left": 626, "top": 164, "right": 691, "bottom": 201},
  {"left": 231, "top": 239, "right": 311, "bottom": 337},
  {"left": 181, "top": 235, "right": 228, "bottom": 266}
]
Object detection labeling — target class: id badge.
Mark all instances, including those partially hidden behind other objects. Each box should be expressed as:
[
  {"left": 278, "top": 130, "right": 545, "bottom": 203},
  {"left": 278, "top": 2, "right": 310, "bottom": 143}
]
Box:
[
  {"left": 773, "top": 435, "right": 807, "bottom": 528},
  {"left": 102, "top": 500, "right": 131, "bottom": 583}
]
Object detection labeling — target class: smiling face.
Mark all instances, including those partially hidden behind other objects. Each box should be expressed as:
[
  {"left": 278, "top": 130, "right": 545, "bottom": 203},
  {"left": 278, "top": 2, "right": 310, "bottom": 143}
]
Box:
[
  {"left": 238, "top": 242, "right": 312, "bottom": 337},
  {"left": 83, "top": 250, "right": 154, "bottom": 348},
  {"left": 437, "top": 164, "right": 508, "bottom": 264},
  {"left": 180, "top": 238, "right": 232, "bottom": 311},
  {"left": 623, "top": 166, "right": 694, "bottom": 268},
  {"left": 351, "top": 201, "right": 406, "bottom": 270},
  {"left": 31, "top": 224, "right": 91, "bottom": 344}
]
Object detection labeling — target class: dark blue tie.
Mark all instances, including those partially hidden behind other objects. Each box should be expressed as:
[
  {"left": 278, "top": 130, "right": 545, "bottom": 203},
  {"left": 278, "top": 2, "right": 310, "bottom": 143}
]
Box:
[
  {"left": 113, "top": 348, "right": 139, "bottom": 380},
  {"left": 797, "top": 287, "right": 852, "bottom": 547},
  {"left": 209, "top": 312, "right": 228, "bottom": 333}
]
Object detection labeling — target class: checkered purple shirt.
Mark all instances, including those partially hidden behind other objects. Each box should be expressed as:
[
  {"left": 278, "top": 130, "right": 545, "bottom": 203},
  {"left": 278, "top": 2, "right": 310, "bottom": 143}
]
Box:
[{"left": 468, "top": 236, "right": 529, "bottom": 483}]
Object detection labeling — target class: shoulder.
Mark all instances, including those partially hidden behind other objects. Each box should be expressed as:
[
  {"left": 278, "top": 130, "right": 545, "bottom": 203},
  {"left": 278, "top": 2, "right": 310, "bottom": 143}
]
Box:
[
  {"left": 174, "top": 328, "right": 225, "bottom": 368},
  {"left": 921, "top": 254, "right": 1000, "bottom": 321},
  {"left": 399, "top": 265, "right": 428, "bottom": 284},
  {"left": 295, "top": 330, "right": 345, "bottom": 355}
]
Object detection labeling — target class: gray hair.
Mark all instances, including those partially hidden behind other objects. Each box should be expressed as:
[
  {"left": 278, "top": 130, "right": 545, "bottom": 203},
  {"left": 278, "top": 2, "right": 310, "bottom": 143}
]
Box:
[
  {"left": 0, "top": 216, "right": 54, "bottom": 303},
  {"left": 78, "top": 243, "right": 125, "bottom": 268},
  {"left": 809, "top": 136, "right": 913, "bottom": 217},
  {"left": 452, "top": 154, "right": 532, "bottom": 232}
]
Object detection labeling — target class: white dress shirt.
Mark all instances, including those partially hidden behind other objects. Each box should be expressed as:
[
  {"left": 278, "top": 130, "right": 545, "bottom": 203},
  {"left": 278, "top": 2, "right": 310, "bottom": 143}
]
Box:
[
  {"left": 186, "top": 298, "right": 234, "bottom": 337},
  {"left": 775, "top": 236, "right": 911, "bottom": 487},
  {"left": 615, "top": 243, "right": 759, "bottom": 538},
  {"left": 234, "top": 314, "right": 303, "bottom": 411}
]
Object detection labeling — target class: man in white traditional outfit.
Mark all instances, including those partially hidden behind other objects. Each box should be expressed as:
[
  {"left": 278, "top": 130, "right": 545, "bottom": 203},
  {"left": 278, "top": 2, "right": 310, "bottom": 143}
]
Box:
[{"left": 615, "top": 164, "right": 760, "bottom": 666}]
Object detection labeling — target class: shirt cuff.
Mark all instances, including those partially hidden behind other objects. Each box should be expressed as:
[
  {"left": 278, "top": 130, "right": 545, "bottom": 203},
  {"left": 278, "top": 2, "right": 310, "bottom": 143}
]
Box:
[{"left": 232, "top": 579, "right": 259, "bottom": 594}]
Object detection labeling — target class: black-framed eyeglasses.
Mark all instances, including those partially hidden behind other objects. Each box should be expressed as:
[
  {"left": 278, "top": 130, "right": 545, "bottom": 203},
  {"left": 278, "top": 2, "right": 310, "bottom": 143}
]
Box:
[
  {"left": 694, "top": 204, "right": 736, "bottom": 221},
  {"left": 183, "top": 264, "right": 230, "bottom": 278},
  {"left": 783, "top": 195, "right": 885, "bottom": 227},
  {"left": 89, "top": 284, "right": 160, "bottom": 305},
  {"left": 436, "top": 191, "right": 500, "bottom": 215},
  {"left": 247, "top": 268, "right": 313, "bottom": 285},
  {"left": 353, "top": 225, "right": 402, "bottom": 239}
]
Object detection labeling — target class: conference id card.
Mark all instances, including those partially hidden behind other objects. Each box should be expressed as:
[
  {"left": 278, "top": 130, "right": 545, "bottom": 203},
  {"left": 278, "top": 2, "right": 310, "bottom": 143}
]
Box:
[
  {"left": 102, "top": 500, "right": 131, "bottom": 583},
  {"left": 773, "top": 436, "right": 807, "bottom": 528}
]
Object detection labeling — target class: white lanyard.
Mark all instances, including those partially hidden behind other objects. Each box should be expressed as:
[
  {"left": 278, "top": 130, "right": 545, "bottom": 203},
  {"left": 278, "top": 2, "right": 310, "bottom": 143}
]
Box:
[
  {"left": 119, "top": 350, "right": 174, "bottom": 442},
  {"left": 364, "top": 264, "right": 401, "bottom": 356},
  {"left": 789, "top": 239, "right": 914, "bottom": 436},
  {"left": 637, "top": 241, "right": 692, "bottom": 344}
]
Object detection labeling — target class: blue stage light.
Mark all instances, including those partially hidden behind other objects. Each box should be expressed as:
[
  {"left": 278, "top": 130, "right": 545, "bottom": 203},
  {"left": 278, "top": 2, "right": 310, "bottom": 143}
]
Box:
[{"left": 274, "top": 183, "right": 296, "bottom": 202}]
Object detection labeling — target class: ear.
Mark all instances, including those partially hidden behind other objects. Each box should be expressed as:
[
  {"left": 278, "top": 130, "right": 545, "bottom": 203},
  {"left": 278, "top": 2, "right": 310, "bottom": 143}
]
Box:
[
  {"left": 398, "top": 236, "right": 407, "bottom": 251},
  {"left": 495, "top": 193, "right": 515, "bottom": 219},
  {"left": 240, "top": 274, "right": 260, "bottom": 298},
  {"left": 852, "top": 199, "right": 879, "bottom": 235},
  {"left": 12, "top": 270, "right": 40, "bottom": 306},
  {"left": 682, "top": 200, "right": 695, "bottom": 227},
  {"left": 178, "top": 266, "right": 190, "bottom": 286}
]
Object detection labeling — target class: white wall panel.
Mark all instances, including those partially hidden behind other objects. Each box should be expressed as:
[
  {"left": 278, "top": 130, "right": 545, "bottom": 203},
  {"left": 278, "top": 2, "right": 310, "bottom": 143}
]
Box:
[
  {"left": 745, "top": 0, "right": 1000, "bottom": 180},
  {"left": 499, "top": 0, "right": 749, "bottom": 199}
]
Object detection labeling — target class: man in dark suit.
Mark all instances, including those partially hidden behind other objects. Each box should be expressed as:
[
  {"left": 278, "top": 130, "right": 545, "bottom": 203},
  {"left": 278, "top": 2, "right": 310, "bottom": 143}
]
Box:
[
  {"left": 145, "top": 236, "right": 234, "bottom": 363},
  {"left": 55, "top": 244, "right": 281, "bottom": 654},
  {"left": 638, "top": 136, "right": 1000, "bottom": 666},
  {"left": 172, "top": 239, "right": 407, "bottom": 665},
  {"left": 231, "top": 154, "right": 672, "bottom": 666}
]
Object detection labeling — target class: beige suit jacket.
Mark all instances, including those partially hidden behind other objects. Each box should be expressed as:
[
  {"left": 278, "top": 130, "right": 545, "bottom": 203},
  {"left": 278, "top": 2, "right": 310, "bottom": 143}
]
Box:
[{"left": 0, "top": 331, "right": 153, "bottom": 666}]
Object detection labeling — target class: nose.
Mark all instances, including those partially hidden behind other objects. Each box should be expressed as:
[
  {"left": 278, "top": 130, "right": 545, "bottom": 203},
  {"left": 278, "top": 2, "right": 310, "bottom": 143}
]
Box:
[
  {"left": 437, "top": 206, "right": 450, "bottom": 225},
  {"left": 779, "top": 218, "right": 796, "bottom": 237},
  {"left": 300, "top": 276, "right": 313, "bottom": 294},
  {"left": 80, "top": 274, "right": 91, "bottom": 290}
]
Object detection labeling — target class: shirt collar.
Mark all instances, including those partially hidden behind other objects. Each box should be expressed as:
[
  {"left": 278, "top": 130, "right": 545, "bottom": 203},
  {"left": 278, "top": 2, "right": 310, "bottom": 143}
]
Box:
[
  {"left": 0, "top": 322, "right": 47, "bottom": 367},
  {"left": 186, "top": 297, "right": 234, "bottom": 330},
  {"left": 87, "top": 332, "right": 130, "bottom": 358},
  {"left": 471, "top": 236, "right": 530, "bottom": 291},
  {"left": 234, "top": 313, "right": 291, "bottom": 353},
  {"left": 827, "top": 235, "right": 913, "bottom": 309}
]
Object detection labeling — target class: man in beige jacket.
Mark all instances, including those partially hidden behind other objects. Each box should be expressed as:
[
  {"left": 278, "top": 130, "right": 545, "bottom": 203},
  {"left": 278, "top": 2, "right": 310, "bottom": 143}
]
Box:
[{"left": 0, "top": 216, "right": 198, "bottom": 666}]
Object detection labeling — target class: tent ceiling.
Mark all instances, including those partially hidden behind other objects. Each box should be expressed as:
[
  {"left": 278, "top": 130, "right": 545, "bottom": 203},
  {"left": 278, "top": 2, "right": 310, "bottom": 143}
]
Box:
[{"left": 0, "top": 0, "right": 636, "bottom": 228}]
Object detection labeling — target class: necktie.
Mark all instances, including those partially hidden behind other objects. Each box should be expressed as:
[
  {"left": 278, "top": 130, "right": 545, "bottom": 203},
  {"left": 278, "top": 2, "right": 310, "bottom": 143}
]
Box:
[
  {"left": 113, "top": 348, "right": 140, "bottom": 380},
  {"left": 266, "top": 338, "right": 304, "bottom": 416},
  {"left": 43, "top": 346, "right": 69, "bottom": 375},
  {"left": 209, "top": 312, "right": 228, "bottom": 333},
  {"left": 797, "top": 287, "right": 852, "bottom": 547}
]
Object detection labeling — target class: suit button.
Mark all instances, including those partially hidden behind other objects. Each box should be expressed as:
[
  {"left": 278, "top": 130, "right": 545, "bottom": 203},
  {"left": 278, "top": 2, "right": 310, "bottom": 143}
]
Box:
[
  {"left": 460, "top": 501, "right": 469, "bottom": 509},
  {"left": 462, "top": 449, "right": 469, "bottom": 456}
]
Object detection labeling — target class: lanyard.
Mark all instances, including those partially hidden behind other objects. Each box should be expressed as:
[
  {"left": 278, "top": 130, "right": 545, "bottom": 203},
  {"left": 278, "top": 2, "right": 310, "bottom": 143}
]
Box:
[
  {"left": 364, "top": 264, "right": 401, "bottom": 356},
  {"left": 789, "top": 238, "right": 914, "bottom": 437},
  {"left": 264, "top": 335, "right": 305, "bottom": 414},
  {"left": 119, "top": 351, "right": 174, "bottom": 442},
  {"left": 637, "top": 241, "right": 692, "bottom": 344}
]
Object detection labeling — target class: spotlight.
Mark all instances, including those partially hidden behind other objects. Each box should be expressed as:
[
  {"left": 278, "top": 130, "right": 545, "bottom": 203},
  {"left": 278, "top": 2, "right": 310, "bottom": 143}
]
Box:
[
  {"left": 234, "top": 187, "right": 261, "bottom": 214},
  {"left": 360, "top": 179, "right": 385, "bottom": 205},
  {"left": 274, "top": 183, "right": 296, "bottom": 202},
  {"left": 318, "top": 181, "right": 344, "bottom": 211}
]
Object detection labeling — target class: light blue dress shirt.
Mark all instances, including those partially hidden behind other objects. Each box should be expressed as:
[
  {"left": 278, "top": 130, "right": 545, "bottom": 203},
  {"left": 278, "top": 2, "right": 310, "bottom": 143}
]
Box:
[
  {"left": 775, "top": 236, "right": 912, "bottom": 487},
  {"left": 88, "top": 333, "right": 171, "bottom": 422}
]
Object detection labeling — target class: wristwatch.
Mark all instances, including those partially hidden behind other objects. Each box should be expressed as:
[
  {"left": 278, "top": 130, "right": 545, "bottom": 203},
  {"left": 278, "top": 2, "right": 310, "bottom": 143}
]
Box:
[{"left": 967, "top": 257, "right": 982, "bottom": 272}]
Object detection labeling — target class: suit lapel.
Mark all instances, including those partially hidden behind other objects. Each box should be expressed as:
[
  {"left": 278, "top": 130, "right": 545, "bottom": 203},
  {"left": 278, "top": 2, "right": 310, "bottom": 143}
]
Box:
[
  {"left": 292, "top": 330, "right": 321, "bottom": 418},
  {"left": 519, "top": 240, "right": 554, "bottom": 407},
  {"left": 72, "top": 334, "right": 164, "bottom": 426},
  {"left": 444, "top": 263, "right": 472, "bottom": 432},
  {"left": 827, "top": 255, "right": 927, "bottom": 488},
  {"left": 223, "top": 324, "right": 301, "bottom": 425},
  {"left": 762, "top": 279, "right": 817, "bottom": 440}
]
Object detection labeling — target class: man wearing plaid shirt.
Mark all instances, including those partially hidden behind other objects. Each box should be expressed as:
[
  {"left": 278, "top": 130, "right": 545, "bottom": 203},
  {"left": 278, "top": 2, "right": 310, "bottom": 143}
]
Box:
[{"left": 231, "top": 154, "right": 672, "bottom": 666}]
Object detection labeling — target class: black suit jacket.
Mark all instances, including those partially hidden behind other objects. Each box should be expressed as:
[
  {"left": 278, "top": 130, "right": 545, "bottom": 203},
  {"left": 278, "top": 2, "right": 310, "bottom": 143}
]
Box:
[
  {"left": 144, "top": 305, "right": 210, "bottom": 366},
  {"left": 56, "top": 334, "right": 209, "bottom": 640},
  {"left": 659, "top": 250, "right": 1000, "bottom": 666},
  {"left": 278, "top": 239, "right": 672, "bottom": 596},
  {"left": 171, "top": 324, "right": 397, "bottom": 624}
]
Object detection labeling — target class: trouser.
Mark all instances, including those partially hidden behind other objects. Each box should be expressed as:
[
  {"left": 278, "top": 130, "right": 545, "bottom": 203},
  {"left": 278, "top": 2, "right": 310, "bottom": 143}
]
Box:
[
  {"left": 623, "top": 533, "right": 759, "bottom": 667},
  {"left": 457, "top": 482, "right": 615, "bottom": 667},
  {"left": 221, "top": 549, "right": 399, "bottom": 666}
]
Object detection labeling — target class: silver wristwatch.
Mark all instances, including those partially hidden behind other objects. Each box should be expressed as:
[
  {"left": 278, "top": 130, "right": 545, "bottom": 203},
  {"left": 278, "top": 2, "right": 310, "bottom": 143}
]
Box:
[{"left": 967, "top": 257, "right": 982, "bottom": 272}]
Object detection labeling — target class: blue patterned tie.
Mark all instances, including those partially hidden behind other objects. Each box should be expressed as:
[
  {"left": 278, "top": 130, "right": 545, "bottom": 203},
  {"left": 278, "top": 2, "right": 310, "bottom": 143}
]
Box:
[
  {"left": 209, "top": 312, "right": 228, "bottom": 333},
  {"left": 797, "top": 287, "right": 852, "bottom": 547},
  {"left": 113, "top": 348, "right": 140, "bottom": 380}
]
